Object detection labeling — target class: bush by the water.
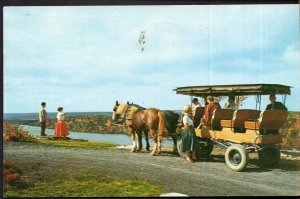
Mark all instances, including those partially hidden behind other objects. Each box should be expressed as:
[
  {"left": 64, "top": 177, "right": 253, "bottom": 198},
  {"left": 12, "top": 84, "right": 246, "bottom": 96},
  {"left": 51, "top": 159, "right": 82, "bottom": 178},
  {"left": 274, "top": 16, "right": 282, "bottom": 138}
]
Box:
[{"left": 3, "top": 122, "right": 38, "bottom": 142}]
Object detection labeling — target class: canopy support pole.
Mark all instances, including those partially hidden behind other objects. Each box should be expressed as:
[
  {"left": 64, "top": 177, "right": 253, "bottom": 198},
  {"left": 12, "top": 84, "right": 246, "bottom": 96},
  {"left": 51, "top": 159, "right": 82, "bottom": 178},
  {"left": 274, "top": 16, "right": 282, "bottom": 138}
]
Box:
[
  {"left": 282, "top": 94, "right": 287, "bottom": 105},
  {"left": 255, "top": 95, "right": 261, "bottom": 110}
]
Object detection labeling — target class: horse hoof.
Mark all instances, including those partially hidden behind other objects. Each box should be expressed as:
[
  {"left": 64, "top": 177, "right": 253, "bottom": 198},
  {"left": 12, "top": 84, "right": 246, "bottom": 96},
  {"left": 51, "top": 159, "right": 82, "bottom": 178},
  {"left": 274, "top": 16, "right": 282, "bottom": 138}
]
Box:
[{"left": 151, "top": 153, "right": 159, "bottom": 156}]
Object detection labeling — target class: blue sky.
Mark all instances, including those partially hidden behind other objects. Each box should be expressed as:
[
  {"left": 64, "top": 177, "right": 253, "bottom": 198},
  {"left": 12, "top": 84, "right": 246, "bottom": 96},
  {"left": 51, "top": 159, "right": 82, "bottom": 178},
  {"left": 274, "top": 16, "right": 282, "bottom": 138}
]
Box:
[{"left": 4, "top": 5, "right": 300, "bottom": 113}]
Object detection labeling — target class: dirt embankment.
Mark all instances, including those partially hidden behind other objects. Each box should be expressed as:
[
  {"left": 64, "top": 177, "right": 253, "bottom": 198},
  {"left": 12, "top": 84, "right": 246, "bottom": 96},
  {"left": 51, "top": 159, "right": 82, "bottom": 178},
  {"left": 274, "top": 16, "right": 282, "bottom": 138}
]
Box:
[{"left": 4, "top": 141, "right": 300, "bottom": 196}]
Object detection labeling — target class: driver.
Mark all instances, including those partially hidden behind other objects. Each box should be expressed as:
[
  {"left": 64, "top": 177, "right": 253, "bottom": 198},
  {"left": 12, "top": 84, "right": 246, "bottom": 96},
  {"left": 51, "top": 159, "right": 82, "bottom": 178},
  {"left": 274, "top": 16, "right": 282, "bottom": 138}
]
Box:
[{"left": 265, "top": 94, "right": 287, "bottom": 111}]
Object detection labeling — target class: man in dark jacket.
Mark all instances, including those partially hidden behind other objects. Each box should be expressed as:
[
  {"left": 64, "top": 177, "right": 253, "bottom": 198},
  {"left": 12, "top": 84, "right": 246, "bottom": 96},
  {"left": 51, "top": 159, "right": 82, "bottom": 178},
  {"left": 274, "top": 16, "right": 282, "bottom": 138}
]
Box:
[{"left": 265, "top": 94, "right": 287, "bottom": 111}]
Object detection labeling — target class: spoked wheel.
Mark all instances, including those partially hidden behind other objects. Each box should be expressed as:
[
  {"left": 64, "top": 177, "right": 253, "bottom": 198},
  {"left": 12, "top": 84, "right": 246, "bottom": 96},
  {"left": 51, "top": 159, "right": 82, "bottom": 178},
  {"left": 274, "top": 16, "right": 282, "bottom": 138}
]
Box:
[
  {"left": 196, "top": 138, "right": 214, "bottom": 159},
  {"left": 258, "top": 145, "right": 281, "bottom": 168},
  {"left": 225, "top": 145, "right": 249, "bottom": 172},
  {"left": 177, "top": 139, "right": 186, "bottom": 159}
]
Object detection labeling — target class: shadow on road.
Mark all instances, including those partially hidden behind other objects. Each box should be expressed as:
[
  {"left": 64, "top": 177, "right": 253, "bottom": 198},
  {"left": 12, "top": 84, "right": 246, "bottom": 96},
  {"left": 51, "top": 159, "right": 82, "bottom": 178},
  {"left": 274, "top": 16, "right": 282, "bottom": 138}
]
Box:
[
  {"left": 129, "top": 149, "right": 300, "bottom": 173},
  {"left": 245, "top": 159, "right": 300, "bottom": 172}
]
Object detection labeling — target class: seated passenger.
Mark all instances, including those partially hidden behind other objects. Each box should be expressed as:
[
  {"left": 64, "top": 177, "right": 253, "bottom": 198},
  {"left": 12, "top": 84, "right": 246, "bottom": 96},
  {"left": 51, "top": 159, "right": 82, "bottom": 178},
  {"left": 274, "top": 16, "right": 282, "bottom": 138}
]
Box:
[
  {"left": 191, "top": 97, "right": 202, "bottom": 115},
  {"left": 200, "top": 96, "right": 221, "bottom": 126},
  {"left": 265, "top": 94, "right": 287, "bottom": 111},
  {"left": 203, "top": 96, "right": 209, "bottom": 106},
  {"left": 224, "top": 96, "right": 238, "bottom": 110},
  {"left": 263, "top": 94, "right": 287, "bottom": 135}
]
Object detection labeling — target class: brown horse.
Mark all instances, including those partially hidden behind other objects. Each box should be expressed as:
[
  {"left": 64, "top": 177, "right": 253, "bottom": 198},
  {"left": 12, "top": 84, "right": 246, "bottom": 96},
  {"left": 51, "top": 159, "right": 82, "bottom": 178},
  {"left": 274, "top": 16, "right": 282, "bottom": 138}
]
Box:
[{"left": 112, "top": 101, "right": 165, "bottom": 155}]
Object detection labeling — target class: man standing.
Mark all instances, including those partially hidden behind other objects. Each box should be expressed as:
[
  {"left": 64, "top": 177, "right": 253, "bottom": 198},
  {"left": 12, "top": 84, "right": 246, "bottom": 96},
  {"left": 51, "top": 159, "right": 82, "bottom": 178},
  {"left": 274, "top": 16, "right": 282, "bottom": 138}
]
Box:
[
  {"left": 39, "top": 102, "right": 47, "bottom": 136},
  {"left": 265, "top": 94, "right": 287, "bottom": 111}
]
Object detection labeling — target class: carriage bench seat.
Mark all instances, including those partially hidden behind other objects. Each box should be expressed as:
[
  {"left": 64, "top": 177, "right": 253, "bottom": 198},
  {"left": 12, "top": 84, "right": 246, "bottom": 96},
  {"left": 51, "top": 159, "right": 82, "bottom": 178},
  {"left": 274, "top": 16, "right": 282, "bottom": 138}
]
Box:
[
  {"left": 244, "top": 110, "right": 288, "bottom": 130},
  {"left": 220, "top": 109, "right": 261, "bottom": 132},
  {"left": 211, "top": 109, "right": 235, "bottom": 130}
]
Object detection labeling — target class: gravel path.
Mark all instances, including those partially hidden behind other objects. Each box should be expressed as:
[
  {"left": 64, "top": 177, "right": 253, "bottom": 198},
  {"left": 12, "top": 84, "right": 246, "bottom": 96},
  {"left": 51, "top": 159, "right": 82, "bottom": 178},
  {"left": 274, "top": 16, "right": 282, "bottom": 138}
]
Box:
[{"left": 4, "top": 141, "right": 300, "bottom": 196}]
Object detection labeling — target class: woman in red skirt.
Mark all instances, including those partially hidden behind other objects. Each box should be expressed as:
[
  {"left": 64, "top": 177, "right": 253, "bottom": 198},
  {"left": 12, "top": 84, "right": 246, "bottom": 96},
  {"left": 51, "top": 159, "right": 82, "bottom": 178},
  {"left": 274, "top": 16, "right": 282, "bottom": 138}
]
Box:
[{"left": 54, "top": 107, "right": 69, "bottom": 139}]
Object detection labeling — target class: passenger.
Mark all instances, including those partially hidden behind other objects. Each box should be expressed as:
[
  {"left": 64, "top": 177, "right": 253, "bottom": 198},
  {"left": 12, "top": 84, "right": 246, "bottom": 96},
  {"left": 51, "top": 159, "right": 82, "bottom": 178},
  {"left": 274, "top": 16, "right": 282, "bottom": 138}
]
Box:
[
  {"left": 203, "top": 96, "right": 209, "bottom": 106},
  {"left": 200, "top": 96, "right": 221, "bottom": 126},
  {"left": 265, "top": 94, "right": 287, "bottom": 111},
  {"left": 264, "top": 94, "right": 287, "bottom": 135},
  {"left": 224, "top": 96, "right": 238, "bottom": 110},
  {"left": 181, "top": 105, "right": 197, "bottom": 163},
  {"left": 191, "top": 97, "right": 202, "bottom": 115}
]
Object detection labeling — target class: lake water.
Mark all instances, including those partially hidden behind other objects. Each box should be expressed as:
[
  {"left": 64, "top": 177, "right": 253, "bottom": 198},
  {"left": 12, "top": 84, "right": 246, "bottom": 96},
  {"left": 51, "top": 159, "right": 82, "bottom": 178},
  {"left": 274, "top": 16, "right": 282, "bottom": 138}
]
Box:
[{"left": 20, "top": 125, "right": 174, "bottom": 147}]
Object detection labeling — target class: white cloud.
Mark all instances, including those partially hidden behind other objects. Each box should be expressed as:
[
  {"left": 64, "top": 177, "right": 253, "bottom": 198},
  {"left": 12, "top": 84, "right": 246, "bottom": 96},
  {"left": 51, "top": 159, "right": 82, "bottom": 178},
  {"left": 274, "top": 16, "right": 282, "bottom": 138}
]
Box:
[
  {"left": 4, "top": 5, "right": 300, "bottom": 112},
  {"left": 282, "top": 44, "right": 300, "bottom": 65}
]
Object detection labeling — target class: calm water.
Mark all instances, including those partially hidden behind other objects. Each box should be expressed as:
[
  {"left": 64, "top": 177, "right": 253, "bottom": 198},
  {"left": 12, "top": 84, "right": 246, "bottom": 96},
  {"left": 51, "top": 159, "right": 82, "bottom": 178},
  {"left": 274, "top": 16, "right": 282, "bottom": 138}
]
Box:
[{"left": 20, "top": 125, "right": 174, "bottom": 147}]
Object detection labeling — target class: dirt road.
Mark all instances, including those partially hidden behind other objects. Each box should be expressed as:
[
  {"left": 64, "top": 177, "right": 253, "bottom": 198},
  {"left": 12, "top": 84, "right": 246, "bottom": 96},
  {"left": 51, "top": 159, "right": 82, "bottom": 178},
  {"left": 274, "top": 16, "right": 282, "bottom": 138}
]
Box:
[{"left": 4, "top": 141, "right": 300, "bottom": 196}]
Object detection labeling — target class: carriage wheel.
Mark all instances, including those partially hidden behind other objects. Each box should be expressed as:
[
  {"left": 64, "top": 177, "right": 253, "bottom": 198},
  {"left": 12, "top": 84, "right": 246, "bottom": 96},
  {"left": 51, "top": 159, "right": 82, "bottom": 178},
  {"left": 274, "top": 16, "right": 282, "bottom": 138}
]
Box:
[
  {"left": 225, "top": 145, "right": 249, "bottom": 172},
  {"left": 258, "top": 145, "right": 281, "bottom": 168},
  {"left": 177, "top": 139, "right": 186, "bottom": 158},
  {"left": 196, "top": 138, "right": 214, "bottom": 159}
]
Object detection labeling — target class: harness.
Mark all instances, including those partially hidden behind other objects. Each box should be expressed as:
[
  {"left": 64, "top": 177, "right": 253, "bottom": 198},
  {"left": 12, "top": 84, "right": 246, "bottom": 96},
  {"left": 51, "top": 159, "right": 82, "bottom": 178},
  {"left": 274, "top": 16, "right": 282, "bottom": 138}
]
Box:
[{"left": 115, "top": 104, "right": 145, "bottom": 125}]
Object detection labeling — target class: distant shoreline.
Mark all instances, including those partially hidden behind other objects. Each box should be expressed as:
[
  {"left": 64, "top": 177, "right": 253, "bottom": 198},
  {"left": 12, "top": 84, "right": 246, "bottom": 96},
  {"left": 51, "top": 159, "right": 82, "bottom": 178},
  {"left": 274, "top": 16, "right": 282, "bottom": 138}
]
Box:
[{"left": 3, "top": 110, "right": 183, "bottom": 120}]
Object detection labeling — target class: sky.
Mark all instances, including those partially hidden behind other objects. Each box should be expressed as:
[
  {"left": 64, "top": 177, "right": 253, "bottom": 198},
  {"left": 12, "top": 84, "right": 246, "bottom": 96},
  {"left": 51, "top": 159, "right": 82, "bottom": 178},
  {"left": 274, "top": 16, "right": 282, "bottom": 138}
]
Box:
[{"left": 3, "top": 5, "right": 300, "bottom": 113}]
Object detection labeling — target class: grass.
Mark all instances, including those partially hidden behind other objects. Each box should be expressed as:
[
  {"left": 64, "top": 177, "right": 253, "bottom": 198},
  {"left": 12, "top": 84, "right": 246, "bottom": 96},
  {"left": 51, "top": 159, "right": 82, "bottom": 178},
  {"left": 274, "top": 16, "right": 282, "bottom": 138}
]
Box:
[
  {"left": 4, "top": 139, "right": 163, "bottom": 197},
  {"left": 4, "top": 172, "right": 162, "bottom": 197},
  {"left": 37, "top": 138, "right": 118, "bottom": 149}
]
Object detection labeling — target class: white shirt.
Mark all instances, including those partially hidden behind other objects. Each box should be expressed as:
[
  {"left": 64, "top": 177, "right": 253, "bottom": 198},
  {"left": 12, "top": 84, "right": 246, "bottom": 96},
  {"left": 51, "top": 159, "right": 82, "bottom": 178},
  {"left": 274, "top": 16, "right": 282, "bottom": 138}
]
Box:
[
  {"left": 192, "top": 103, "right": 202, "bottom": 113},
  {"left": 57, "top": 112, "right": 66, "bottom": 120},
  {"left": 182, "top": 113, "right": 193, "bottom": 126}
]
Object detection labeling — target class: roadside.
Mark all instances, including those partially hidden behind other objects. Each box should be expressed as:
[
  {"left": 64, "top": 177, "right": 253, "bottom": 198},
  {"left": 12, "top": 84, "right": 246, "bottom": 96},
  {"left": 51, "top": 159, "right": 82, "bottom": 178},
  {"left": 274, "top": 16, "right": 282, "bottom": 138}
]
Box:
[{"left": 4, "top": 141, "right": 300, "bottom": 197}]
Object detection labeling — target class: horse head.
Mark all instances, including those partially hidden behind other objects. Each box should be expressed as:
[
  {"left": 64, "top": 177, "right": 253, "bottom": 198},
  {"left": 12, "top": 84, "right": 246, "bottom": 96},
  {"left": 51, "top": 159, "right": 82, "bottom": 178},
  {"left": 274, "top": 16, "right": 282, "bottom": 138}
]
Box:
[
  {"left": 112, "top": 101, "right": 143, "bottom": 123},
  {"left": 112, "top": 102, "right": 127, "bottom": 123}
]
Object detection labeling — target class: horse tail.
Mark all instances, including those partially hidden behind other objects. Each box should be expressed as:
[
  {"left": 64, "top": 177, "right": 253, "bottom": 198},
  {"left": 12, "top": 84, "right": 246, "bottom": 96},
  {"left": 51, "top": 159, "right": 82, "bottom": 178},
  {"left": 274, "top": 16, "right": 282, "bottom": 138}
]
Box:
[{"left": 158, "top": 111, "right": 165, "bottom": 137}]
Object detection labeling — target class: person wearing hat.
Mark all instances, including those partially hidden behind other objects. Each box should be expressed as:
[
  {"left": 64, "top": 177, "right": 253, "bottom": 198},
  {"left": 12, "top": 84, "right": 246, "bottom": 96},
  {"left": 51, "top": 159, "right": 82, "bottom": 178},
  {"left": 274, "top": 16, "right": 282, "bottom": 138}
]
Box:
[
  {"left": 54, "top": 107, "right": 70, "bottom": 139},
  {"left": 39, "top": 102, "right": 47, "bottom": 136},
  {"left": 181, "top": 105, "right": 197, "bottom": 163},
  {"left": 265, "top": 94, "right": 287, "bottom": 110},
  {"left": 224, "top": 96, "right": 238, "bottom": 110}
]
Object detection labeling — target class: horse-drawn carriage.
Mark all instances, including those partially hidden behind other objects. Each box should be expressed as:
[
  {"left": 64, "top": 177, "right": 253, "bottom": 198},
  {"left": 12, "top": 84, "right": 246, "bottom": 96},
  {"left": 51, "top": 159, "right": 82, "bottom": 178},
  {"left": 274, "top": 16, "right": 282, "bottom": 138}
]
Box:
[{"left": 174, "top": 83, "right": 291, "bottom": 171}]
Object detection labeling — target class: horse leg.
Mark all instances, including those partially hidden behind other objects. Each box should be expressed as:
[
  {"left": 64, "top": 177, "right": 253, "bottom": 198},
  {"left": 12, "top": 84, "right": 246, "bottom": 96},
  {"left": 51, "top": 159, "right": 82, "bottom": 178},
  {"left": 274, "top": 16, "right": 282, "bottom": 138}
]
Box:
[
  {"left": 150, "top": 129, "right": 158, "bottom": 155},
  {"left": 156, "top": 110, "right": 165, "bottom": 155},
  {"left": 157, "top": 135, "right": 163, "bottom": 155},
  {"left": 171, "top": 135, "right": 178, "bottom": 154},
  {"left": 144, "top": 130, "right": 150, "bottom": 151},
  {"left": 129, "top": 128, "right": 137, "bottom": 152},
  {"left": 137, "top": 132, "right": 143, "bottom": 151}
]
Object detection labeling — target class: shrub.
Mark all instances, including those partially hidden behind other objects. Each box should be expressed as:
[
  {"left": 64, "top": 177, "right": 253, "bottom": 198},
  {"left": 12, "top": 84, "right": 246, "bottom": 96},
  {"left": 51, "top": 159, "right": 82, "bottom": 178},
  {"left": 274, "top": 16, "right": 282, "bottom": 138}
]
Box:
[
  {"left": 281, "top": 113, "right": 300, "bottom": 150},
  {"left": 3, "top": 122, "right": 38, "bottom": 142},
  {"left": 3, "top": 160, "right": 22, "bottom": 189}
]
